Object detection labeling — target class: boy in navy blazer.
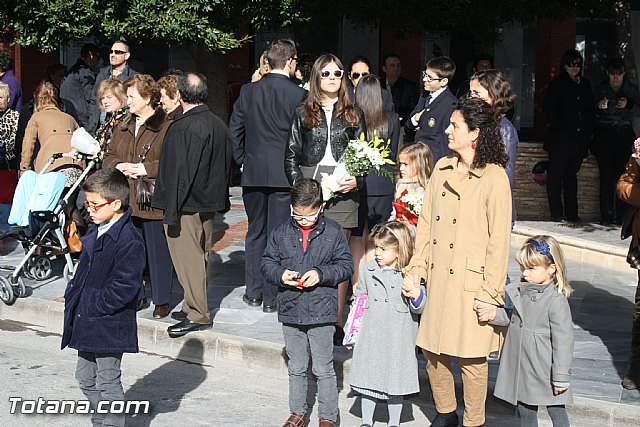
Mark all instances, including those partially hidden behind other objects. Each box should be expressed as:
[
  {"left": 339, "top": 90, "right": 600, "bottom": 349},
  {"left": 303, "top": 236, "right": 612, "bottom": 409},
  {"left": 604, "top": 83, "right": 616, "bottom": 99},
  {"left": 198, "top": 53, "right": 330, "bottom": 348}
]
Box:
[
  {"left": 62, "top": 168, "right": 145, "bottom": 427},
  {"left": 406, "top": 56, "right": 458, "bottom": 163}
]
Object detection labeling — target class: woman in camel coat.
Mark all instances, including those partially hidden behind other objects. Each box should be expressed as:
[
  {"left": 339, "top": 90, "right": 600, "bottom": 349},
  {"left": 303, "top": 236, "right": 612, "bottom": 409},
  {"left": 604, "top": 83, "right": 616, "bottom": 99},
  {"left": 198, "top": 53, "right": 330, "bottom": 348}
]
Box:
[{"left": 404, "top": 98, "right": 512, "bottom": 427}]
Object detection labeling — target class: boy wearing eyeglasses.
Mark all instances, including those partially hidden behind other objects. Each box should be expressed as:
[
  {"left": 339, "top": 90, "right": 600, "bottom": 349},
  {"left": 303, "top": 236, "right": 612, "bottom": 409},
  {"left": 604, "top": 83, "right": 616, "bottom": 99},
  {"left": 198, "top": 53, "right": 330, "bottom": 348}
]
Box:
[
  {"left": 261, "top": 178, "right": 353, "bottom": 427},
  {"left": 62, "top": 168, "right": 145, "bottom": 427},
  {"left": 406, "top": 55, "right": 458, "bottom": 163}
]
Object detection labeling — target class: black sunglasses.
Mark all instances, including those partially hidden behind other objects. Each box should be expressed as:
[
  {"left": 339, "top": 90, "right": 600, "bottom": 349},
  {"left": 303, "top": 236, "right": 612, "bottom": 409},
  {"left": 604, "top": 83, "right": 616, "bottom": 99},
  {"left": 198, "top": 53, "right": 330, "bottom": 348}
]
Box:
[
  {"left": 110, "top": 49, "right": 127, "bottom": 55},
  {"left": 350, "top": 72, "right": 369, "bottom": 79}
]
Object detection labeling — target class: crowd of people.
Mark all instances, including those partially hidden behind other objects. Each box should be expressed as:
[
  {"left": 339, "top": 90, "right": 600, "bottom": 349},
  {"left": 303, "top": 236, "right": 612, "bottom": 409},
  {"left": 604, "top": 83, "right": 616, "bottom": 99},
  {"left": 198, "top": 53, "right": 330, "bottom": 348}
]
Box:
[{"left": 1, "top": 38, "right": 640, "bottom": 427}]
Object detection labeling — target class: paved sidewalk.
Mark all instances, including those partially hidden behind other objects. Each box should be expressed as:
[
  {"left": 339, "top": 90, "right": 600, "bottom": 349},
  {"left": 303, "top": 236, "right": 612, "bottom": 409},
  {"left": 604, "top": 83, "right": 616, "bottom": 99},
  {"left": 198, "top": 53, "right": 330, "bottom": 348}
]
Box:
[{"left": 1, "top": 187, "right": 640, "bottom": 425}]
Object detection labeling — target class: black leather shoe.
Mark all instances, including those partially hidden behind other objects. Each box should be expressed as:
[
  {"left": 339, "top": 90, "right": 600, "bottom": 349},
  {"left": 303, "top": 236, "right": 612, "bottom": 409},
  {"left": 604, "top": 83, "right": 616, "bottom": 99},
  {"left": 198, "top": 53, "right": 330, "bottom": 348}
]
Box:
[
  {"left": 167, "top": 319, "right": 212, "bottom": 338},
  {"left": 430, "top": 410, "right": 459, "bottom": 427},
  {"left": 262, "top": 304, "right": 277, "bottom": 313},
  {"left": 171, "top": 310, "right": 187, "bottom": 321},
  {"left": 242, "top": 293, "right": 263, "bottom": 307}
]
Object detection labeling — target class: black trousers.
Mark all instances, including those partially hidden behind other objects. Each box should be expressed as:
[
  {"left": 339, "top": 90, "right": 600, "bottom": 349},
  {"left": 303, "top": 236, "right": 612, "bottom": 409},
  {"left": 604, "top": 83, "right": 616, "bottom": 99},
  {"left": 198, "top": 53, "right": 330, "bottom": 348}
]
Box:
[
  {"left": 546, "top": 149, "right": 584, "bottom": 220},
  {"left": 592, "top": 127, "right": 634, "bottom": 222},
  {"left": 243, "top": 187, "right": 291, "bottom": 305},
  {"left": 629, "top": 270, "right": 640, "bottom": 375},
  {"left": 133, "top": 217, "right": 180, "bottom": 306}
]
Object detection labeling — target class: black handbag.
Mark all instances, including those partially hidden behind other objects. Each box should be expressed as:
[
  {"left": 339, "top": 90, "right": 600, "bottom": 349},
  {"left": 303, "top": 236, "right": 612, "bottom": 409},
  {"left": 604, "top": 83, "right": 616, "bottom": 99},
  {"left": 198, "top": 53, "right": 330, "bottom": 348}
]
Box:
[{"left": 134, "top": 132, "right": 159, "bottom": 209}]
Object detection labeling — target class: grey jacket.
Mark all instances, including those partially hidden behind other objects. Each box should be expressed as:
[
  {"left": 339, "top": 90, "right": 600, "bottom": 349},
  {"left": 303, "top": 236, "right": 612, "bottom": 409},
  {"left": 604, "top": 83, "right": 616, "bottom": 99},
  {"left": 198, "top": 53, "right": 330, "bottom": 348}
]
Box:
[
  {"left": 349, "top": 260, "right": 425, "bottom": 396},
  {"left": 492, "top": 281, "right": 574, "bottom": 406}
]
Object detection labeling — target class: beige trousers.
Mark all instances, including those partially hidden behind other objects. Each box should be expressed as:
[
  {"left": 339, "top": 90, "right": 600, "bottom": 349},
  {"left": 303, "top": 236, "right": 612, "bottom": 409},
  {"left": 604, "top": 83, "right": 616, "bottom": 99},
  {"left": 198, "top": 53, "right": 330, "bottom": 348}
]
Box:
[
  {"left": 424, "top": 350, "right": 488, "bottom": 427},
  {"left": 164, "top": 212, "right": 214, "bottom": 324}
]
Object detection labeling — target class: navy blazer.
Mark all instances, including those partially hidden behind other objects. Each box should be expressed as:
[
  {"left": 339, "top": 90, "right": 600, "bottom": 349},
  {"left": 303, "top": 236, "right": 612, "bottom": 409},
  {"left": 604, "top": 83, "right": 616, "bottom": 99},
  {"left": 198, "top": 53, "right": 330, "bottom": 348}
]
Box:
[
  {"left": 406, "top": 87, "right": 457, "bottom": 163},
  {"left": 229, "top": 73, "right": 306, "bottom": 188},
  {"left": 61, "top": 207, "right": 145, "bottom": 354}
]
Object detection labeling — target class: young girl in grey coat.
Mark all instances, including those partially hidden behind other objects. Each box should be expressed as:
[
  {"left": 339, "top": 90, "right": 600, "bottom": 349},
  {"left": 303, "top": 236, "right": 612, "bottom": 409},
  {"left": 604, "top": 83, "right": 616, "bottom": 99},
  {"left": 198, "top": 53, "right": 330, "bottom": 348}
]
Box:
[
  {"left": 477, "top": 235, "right": 573, "bottom": 426},
  {"left": 349, "top": 221, "right": 426, "bottom": 427}
]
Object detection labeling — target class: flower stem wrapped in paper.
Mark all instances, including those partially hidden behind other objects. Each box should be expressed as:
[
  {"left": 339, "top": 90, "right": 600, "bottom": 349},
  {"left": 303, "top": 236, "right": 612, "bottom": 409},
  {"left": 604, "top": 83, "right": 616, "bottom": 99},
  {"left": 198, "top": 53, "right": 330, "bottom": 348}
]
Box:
[
  {"left": 320, "top": 132, "right": 395, "bottom": 201},
  {"left": 392, "top": 187, "right": 425, "bottom": 225}
]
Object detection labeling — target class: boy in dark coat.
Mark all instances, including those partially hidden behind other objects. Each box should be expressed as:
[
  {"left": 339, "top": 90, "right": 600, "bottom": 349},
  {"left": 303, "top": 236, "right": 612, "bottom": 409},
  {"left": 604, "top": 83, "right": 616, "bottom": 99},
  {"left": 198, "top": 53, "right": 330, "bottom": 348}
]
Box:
[
  {"left": 261, "top": 178, "right": 353, "bottom": 427},
  {"left": 62, "top": 168, "right": 145, "bottom": 427}
]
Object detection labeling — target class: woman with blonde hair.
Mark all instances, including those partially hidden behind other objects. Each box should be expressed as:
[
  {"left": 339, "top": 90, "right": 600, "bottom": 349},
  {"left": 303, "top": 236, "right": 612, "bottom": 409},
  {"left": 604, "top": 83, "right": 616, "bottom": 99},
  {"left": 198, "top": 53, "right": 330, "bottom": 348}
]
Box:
[
  {"left": 95, "top": 78, "right": 128, "bottom": 153},
  {"left": 103, "top": 74, "right": 178, "bottom": 319},
  {"left": 20, "top": 81, "right": 80, "bottom": 183}
]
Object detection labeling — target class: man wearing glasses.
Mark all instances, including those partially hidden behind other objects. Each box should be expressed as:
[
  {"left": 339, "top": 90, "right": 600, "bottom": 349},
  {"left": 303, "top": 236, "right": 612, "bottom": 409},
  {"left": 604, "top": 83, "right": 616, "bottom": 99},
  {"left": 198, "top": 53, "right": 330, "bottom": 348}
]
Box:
[
  {"left": 406, "top": 56, "right": 458, "bottom": 163},
  {"left": 91, "top": 41, "right": 139, "bottom": 132},
  {"left": 229, "top": 39, "right": 306, "bottom": 313}
]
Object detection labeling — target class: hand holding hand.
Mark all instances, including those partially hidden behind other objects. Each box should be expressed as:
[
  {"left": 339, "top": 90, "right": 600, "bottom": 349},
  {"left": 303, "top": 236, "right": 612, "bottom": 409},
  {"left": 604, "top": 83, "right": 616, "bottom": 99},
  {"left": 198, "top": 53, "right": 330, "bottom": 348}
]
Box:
[
  {"left": 553, "top": 386, "right": 569, "bottom": 395},
  {"left": 617, "top": 97, "right": 628, "bottom": 109},
  {"left": 401, "top": 278, "right": 421, "bottom": 299},
  {"left": 337, "top": 176, "right": 357, "bottom": 193},
  {"left": 473, "top": 299, "right": 497, "bottom": 322},
  {"left": 301, "top": 269, "right": 320, "bottom": 288},
  {"left": 115, "top": 162, "right": 138, "bottom": 178},
  {"left": 67, "top": 148, "right": 80, "bottom": 161},
  {"left": 129, "top": 163, "right": 147, "bottom": 178}
]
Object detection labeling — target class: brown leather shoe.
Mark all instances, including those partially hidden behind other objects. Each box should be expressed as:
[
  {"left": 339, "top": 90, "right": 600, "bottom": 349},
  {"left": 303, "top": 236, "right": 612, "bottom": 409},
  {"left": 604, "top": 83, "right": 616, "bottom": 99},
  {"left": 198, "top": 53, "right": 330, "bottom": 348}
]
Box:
[
  {"left": 318, "top": 418, "right": 336, "bottom": 427},
  {"left": 282, "top": 412, "right": 306, "bottom": 427},
  {"left": 153, "top": 304, "right": 170, "bottom": 319}
]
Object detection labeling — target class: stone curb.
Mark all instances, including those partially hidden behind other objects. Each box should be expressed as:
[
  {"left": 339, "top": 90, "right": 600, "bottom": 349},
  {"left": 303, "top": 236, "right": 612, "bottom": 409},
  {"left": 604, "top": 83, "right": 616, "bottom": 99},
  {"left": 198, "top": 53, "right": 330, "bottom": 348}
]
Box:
[
  {"left": 512, "top": 226, "right": 631, "bottom": 272},
  {"left": 2, "top": 296, "right": 640, "bottom": 425}
]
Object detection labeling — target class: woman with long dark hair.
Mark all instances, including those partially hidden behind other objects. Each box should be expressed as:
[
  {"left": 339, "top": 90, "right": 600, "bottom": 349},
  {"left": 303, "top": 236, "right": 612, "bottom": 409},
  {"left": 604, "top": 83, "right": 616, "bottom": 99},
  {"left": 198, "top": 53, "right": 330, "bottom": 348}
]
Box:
[
  {"left": 285, "top": 53, "right": 365, "bottom": 342},
  {"left": 543, "top": 49, "right": 595, "bottom": 223},
  {"left": 350, "top": 74, "right": 399, "bottom": 291},
  {"left": 403, "top": 98, "right": 512, "bottom": 427}
]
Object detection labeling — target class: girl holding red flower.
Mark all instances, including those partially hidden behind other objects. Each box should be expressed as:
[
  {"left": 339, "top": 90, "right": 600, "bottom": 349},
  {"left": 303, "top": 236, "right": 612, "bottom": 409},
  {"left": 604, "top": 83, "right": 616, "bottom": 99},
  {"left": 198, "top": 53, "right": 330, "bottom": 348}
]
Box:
[{"left": 392, "top": 142, "right": 433, "bottom": 225}]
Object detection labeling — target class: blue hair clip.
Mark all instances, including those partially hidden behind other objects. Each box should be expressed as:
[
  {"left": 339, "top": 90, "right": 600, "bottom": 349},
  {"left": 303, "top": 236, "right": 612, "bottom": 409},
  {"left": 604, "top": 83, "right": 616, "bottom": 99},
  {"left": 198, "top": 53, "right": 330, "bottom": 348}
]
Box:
[{"left": 527, "top": 239, "right": 554, "bottom": 263}]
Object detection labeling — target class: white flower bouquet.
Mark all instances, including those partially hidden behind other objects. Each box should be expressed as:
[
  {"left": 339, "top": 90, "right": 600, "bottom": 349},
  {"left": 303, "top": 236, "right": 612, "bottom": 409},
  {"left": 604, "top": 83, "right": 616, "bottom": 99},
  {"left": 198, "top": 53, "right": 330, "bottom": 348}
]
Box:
[
  {"left": 320, "top": 132, "right": 395, "bottom": 201},
  {"left": 633, "top": 138, "right": 640, "bottom": 165}
]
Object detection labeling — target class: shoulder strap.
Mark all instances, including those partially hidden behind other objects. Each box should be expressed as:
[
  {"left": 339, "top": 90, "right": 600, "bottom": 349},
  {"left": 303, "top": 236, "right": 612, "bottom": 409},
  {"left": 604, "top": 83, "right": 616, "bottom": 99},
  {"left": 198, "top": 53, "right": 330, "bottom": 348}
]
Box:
[{"left": 137, "top": 132, "right": 160, "bottom": 163}]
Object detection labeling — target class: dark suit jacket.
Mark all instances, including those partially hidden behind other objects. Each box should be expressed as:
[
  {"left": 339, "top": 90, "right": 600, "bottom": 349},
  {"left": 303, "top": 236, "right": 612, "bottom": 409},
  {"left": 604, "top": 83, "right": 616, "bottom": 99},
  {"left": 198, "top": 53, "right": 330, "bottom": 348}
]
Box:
[
  {"left": 229, "top": 73, "right": 306, "bottom": 188},
  {"left": 406, "top": 87, "right": 457, "bottom": 163},
  {"left": 386, "top": 76, "right": 419, "bottom": 124}
]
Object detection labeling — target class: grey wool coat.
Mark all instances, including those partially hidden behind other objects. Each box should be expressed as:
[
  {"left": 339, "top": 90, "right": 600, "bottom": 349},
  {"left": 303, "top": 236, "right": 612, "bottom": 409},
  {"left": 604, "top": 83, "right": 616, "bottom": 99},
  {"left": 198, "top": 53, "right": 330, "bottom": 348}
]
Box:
[
  {"left": 349, "top": 260, "right": 426, "bottom": 396},
  {"left": 491, "top": 281, "right": 574, "bottom": 406}
]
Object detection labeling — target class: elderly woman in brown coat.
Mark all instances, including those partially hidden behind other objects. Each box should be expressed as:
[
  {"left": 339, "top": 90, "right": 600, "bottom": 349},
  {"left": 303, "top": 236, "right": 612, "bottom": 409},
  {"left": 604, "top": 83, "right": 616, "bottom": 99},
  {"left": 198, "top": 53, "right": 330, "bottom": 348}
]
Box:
[
  {"left": 103, "top": 74, "right": 178, "bottom": 319},
  {"left": 617, "top": 156, "right": 640, "bottom": 390},
  {"left": 403, "top": 97, "right": 512, "bottom": 427}
]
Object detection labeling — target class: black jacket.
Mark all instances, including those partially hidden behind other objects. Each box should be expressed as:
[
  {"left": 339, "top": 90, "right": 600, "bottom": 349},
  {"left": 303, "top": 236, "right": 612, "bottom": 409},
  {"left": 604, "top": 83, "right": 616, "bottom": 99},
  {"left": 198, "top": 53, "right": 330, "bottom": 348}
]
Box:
[
  {"left": 406, "top": 87, "right": 458, "bottom": 163},
  {"left": 285, "top": 105, "right": 366, "bottom": 186},
  {"left": 229, "top": 73, "right": 306, "bottom": 188},
  {"left": 261, "top": 215, "right": 354, "bottom": 325},
  {"left": 152, "top": 105, "right": 232, "bottom": 225},
  {"left": 385, "top": 76, "right": 419, "bottom": 124},
  {"left": 543, "top": 72, "right": 596, "bottom": 155},
  {"left": 593, "top": 79, "right": 640, "bottom": 129}
]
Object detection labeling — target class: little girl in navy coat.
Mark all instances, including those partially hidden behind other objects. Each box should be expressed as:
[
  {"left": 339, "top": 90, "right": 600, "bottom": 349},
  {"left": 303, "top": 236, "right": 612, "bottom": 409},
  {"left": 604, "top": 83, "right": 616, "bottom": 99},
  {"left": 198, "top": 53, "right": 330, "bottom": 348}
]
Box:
[{"left": 349, "top": 221, "right": 425, "bottom": 427}]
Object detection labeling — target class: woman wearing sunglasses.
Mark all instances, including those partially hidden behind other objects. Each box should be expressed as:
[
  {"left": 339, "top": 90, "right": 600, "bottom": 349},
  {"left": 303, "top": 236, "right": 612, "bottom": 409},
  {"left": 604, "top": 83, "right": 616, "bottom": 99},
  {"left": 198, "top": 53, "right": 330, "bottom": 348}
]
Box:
[
  {"left": 285, "top": 53, "right": 365, "bottom": 344},
  {"left": 542, "top": 49, "right": 595, "bottom": 224},
  {"left": 346, "top": 55, "right": 394, "bottom": 112}
]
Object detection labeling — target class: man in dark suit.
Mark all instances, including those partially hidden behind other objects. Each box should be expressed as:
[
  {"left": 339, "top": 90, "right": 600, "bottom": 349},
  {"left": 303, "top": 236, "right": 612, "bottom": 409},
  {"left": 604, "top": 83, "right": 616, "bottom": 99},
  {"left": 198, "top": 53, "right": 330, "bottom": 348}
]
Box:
[
  {"left": 406, "top": 56, "right": 458, "bottom": 163},
  {"left": 229, "top": 39, "right": 306, "bottom": 313},
  {"left": 382, "top": 53, "right": 419, "bottom": 141}
]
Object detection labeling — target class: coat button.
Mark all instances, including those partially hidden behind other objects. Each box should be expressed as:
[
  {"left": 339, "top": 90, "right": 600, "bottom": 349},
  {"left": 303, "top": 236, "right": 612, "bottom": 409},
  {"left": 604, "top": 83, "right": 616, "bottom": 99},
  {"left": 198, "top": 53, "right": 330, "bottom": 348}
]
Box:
[
  {"left": 532, "top": 296, "right": 537, "bottom": 302},
  {"left": 385, "top": 299, "right": 388, "bottom": 302},
  {"left": 374, "top": 298, "right": 378, "bottom": 301},
  {"left": 449, "top": 243, "right": 453, "bottom": 249},
  {"left": 442, "top": 192, "right": 446, "bottom": 197},
  {"left": 77, "top": 314, "right": 81, "bottom": 318},
  {"left": 431, "top": 263, "right": 434, "bottom": 269},
  {"left": 433, "top": 239, "right": 437, "bottom": 244},
  {"left": 453, "top": 219, "right": 456, "bottom": 224},
  {"left": 436, "top": 215, "right": 440, "bottom": 221},
  {"left": 449, "top": 269, "right": 454, "bottom": 274}
]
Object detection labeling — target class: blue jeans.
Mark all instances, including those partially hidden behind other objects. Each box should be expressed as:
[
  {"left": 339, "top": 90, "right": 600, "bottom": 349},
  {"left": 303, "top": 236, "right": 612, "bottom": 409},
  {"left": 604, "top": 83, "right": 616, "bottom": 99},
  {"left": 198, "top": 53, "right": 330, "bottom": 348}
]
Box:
[
  {"left": 75, "top": 352, "right": 124, "bottom": 427},
  {"left": 282, "top": 323, "right": 338, "bottom": 422}
]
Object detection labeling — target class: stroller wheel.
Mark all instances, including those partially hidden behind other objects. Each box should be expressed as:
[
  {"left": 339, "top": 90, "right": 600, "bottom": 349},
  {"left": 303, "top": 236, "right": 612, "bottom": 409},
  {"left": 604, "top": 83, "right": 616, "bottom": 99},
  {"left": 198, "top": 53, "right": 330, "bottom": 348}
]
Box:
[
  {"left": 0, "top": 276, "right": 16, "bottom": 305},
  {"left": 63, "top": 260, "right": 78, "bottom": 282},
  {"left": 16, "top": 277, "right": 26, "bottom": 298},
  {"left": 30, "top": 256, "right": 53, "bottom": 281}
]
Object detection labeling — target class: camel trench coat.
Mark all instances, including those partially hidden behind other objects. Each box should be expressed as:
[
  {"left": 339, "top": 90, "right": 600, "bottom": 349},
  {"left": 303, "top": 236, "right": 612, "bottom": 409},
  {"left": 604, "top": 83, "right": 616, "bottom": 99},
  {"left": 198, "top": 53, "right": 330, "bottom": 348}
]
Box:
[{"left": 407, "top": 156, "right": 512, "bottom": 358}]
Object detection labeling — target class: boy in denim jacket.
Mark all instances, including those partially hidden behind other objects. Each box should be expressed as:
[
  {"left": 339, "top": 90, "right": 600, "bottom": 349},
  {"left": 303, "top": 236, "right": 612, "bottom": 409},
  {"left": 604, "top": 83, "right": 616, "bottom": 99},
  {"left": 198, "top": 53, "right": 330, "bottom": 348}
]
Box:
[{"left": 261, "top": 178, "right": 353, "bottom": 427}]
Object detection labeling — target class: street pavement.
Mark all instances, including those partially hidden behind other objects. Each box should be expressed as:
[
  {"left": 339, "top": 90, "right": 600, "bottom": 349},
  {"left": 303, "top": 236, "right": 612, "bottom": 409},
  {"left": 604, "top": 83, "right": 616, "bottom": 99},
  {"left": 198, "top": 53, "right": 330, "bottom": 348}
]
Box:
[{"left": 0, "top": 186, "right": 639, "bottom": 426}]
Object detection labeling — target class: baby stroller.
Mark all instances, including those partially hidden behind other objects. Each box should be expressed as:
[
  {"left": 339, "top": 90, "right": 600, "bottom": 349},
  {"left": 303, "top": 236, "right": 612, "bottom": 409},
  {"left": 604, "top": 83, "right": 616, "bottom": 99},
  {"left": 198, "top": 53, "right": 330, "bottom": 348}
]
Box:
[{"left": 0, "top": 129, "right": 101, "bottom": 305}]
